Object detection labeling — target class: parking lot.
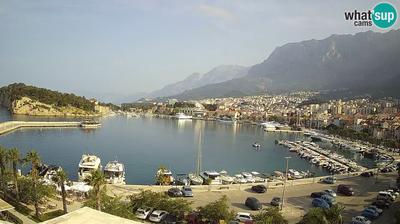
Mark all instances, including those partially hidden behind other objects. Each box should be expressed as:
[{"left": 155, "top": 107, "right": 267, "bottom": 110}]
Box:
[{"left": 184, "top": 173, "right": 399, "bottom": 223}]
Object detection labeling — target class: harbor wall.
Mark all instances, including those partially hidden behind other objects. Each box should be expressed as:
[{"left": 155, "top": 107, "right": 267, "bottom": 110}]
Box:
[{"left": 0, "top": 121, "right": 81, "bottom": 135}]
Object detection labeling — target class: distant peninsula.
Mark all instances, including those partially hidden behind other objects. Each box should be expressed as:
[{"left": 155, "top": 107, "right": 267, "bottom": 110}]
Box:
[{"left": 0, "top": 83, "right": 113, "bottom": 117}]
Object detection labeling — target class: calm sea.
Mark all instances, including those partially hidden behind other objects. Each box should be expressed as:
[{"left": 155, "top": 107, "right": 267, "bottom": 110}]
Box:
[{"left": 0, "top": 107, "right": 372, "bottom": 184}]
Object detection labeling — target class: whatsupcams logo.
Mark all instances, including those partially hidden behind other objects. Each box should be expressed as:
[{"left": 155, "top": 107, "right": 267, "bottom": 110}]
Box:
[{"left": 344, "top": 2, "right": 397, "bottom": 28}]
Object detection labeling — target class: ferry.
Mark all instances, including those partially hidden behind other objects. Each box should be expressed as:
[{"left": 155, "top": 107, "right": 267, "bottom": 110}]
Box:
[
  {"left": 174, "top": 113, "right": 192, "bottom": 120},
  {"left": 80, "top": 120, "right": 101, "bottom": 129},
  {"left": 104, "top": 160, "right": 126, "bottom": 184},
  {"left": 78, "top": 154, "right": 102, "bottom": 181}
]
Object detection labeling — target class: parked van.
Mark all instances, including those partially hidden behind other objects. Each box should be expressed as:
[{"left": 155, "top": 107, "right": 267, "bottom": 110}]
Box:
[{"left": 337, "top": 185, "right": 354, "bottom": 196}]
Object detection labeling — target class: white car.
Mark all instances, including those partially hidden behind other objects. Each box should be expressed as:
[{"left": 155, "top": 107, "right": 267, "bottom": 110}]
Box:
[
  {"left": 149, "top": 210, "right": 168, "bottom": 223},
  {"left": 351, "top": 216, "right": 371, "bottom": 224},
  {"left": 135, "top": 208, "right": 153, "bottom": 220},
  {"left": 235, "top": 212, "right": 253, "bottom": 222}
]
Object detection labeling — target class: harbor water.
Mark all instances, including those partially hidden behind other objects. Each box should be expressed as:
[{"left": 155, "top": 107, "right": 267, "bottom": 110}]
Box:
[{"left": 0, "top": 107, "right": 374, "bottom": 184}]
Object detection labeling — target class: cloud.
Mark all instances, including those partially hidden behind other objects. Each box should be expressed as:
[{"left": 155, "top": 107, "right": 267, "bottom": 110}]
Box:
[{"left": 196, "top": 4, "right": 233, "bottom": 20}]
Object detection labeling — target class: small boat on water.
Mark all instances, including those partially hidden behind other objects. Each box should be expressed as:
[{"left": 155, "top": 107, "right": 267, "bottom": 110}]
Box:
[
  {"left": 104, "top": 160, "right": 126, "bottom": 184},
  {"left": 217, "top": 116, "right": 236, "bottom": 123},
  {"left": 80, "top": 120, "right": 101, "bottom": 129},
  {"left": 252, "top": 142, "right": 261, "bottom": 148},
  {"left": 155, "top": 168, "right": 174, "bottom": 185},
  {"left": 219, "top": 170, "right": 234, "bottom": 184},
  {"left": 78, "top": 154, "right": 102, "bottom": 181},
  {"left": 188, "top": 173, "right": 203, "bottom": 185}
]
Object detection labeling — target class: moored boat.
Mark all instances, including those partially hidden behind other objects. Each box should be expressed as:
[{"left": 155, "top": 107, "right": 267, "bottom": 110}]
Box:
[
  {"left": 78, "top": 154, "right": 102, "bottom": 181},
  {"left": 219, "top": 170, "right": 234, "bottom": 184},
  {"left": 104, "top": 160, "right": 126, "bottom": 184},
  {"left": 188, "top": 173, "right": 203, "bottom": 185},
  {"left": 80, "top": 120, "right": 101, "bottom": 129},
  {"left": 155, "top": 168, "right": 174, "bottom": 185}
]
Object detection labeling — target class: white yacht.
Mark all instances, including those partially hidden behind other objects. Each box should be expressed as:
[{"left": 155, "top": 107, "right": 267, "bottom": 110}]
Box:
[
  {"left": 219, "top": 171, "right": 235, "bottom": 184},
  {"left": 188, "top": 173, "right": 203, "bottom": 185},
  {"left": 241, "top": 172, "right": 256, "bottom": 183},
  {"left": 104, "top": 160, "right": 126, "bottom": 184},
  {"left": 251, "top": 171, "right": 266, "bottom": 183},
  {"left": 80, "top": 121, "right": 101, "bottom": 129},
  {"left": 200, "top": 171, "right": 222, "bottom": 185},
  {"left": 175, "top": 113, "right": 192, "bottom": 120},
  {"left": 155, "top": 168, "right": 174, "bottom": 185},
  {"left": 233, "top": 174, "right": 247, "bottom": 184},
  {"left": 78, "top": 154, "right": 102, "bottom": 181}
]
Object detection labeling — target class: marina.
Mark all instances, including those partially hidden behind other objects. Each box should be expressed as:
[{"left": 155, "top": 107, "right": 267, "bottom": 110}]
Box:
[{"left": 0, "top": 107, "right": 377, "bottom": 185}]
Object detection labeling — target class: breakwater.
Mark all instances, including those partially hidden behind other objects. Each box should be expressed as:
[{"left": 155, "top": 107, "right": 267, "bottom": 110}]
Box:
[{"left": 0, "top": 121, "right": 81, "bottom": 135}]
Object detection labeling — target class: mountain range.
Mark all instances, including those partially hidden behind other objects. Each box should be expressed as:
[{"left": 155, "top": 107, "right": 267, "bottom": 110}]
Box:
[{"left": 144, "top": 29, "right": 400, "bottom": 101}]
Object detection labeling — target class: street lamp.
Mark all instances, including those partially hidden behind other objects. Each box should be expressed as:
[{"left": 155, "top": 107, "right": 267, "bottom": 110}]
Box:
[{"left": 281, "top": 156, "right": 291, "bottom": 210}]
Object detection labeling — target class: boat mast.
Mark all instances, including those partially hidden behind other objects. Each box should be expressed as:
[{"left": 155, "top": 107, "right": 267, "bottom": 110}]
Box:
[{"left": 196, "top": 127, "right": 202, "bottom": 176}]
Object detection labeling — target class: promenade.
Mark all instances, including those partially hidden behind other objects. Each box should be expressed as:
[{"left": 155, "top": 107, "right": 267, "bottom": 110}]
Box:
[{"left": 0, "top": 121, "right": 81, "bottom": 135}]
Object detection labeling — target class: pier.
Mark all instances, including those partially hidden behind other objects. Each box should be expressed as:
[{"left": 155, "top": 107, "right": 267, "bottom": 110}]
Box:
[{"left": 0, "top": 121, "right": 81, "bottom": 135}]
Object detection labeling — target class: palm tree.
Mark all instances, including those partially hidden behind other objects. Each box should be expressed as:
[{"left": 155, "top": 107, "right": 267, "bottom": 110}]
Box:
[
  {"left": 323, "top": 204, "right": 344, "bottom": 224},
  {"left": 87, "top": 169, "right": 106, "bottom": 211},
  {"left": 52, "top": 170, "right": 68, "bottom": 214},
  {"left": 8, "top": 147, "right": 21, "bottom": 202},
  {"left": 25, "top": 150, "right": 41, "bottom": 218},
  {"left": 0, "top": 146, "right": 8, "bottom": 196}
]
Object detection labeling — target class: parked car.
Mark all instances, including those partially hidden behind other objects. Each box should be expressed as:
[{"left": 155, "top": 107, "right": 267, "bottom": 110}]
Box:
[
  {"left": 360, "top": 171, "right": 374, "bottom": 177},
  {"left": 377, "top": 191, "right": 395, "bottom": 201},
  {"left": 162, "top": 214, "right": 178, "bottom": 224},
  {"left": 361, "top": 209, "right": 379, "bottom": 219},
  {"left": 351, "top": 216, "right": 371, "bottom": 224},
  {"left": 149, "top": 210, "right": 169, "bottom": 223},
  {"left": 245, "top": 197, "right": 262, "bottom": 210},
  {"left": 167, "top": 187, "right": 183, "bottom": 197},
  {"left": 181, "top": 186, "right": 193, "bottom": 197},
  {"left": 251, "top": 185, "right": 267, "bottom": 193},
  {"left": 322, "top": 189, "right": 337, "bottom": 197},
  {"left": 337, "top": 184, "right": 354, "bottom": 196},
  {"left": 321, "top": 194, "right": 336, "bottom": 206},
  {"left": 366, "top": 205, "right": 383, "bottom": 215},
  {"left": 312, "top": 198, "right": 330, "bottom": 209},
  {"left": 372, "top": 200, "right": 390, "bottom": 209},
  {"left": 386, "top": 189, "right": 399, "bottom": 198},
  {"left": 136, "top": 208, "right": 153, "bottom": 220},
  {"left": 310, "top": 192, "right": 325, "bottom": 198},
  {"left": 380, "top": 167, "right": 392, "bottom": 173},
  {"left": 270, "top": 197, "right": 282, "bottom": 207},
  {"left": 322, "top": 176, "right": 336, "bottom": 184},
  {"left": 235, "top": 212, "right": 253, "bottom": 222}
]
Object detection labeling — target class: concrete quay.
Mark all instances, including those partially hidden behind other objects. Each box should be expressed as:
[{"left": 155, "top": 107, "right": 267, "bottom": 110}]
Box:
[{"left": 0, "top": 121, "right": 81, "bottom": 135}]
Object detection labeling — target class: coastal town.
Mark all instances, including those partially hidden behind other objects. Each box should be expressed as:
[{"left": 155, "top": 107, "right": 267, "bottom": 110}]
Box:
[{"left": 1, "top": 89, "right": 399, "bottom": 224}]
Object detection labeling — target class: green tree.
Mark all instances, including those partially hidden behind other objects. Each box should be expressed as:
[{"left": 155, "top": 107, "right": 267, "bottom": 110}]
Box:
[
  {"left": 253, "top": 207, "right": 288, "bottom": 224},
  {"left": 25, "top": 150, "right": 42, "bottom": 218},
  {"left": 155, "top": 165, "right": 171, "bottom": 185},
  {"left": 0, "top": 146, "right": 9, "bottom": 195},
  {"left": 298, "top": 204, "right": 344, "bottom": 224},
  {"left": 197, "top": 195, "right": 235, "bottom": 223},
  {"left": 86, "top": 169, "right": 106, "bottom": 211},
  {"left": 7, "top": 147, "right": 21, "bottom": 202},
  {"left": 52, "top": 170, "right": 69, "bottom": 214}
]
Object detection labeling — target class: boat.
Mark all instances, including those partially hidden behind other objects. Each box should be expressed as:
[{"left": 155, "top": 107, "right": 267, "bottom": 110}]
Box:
[
  {"left": 233, "top": 174, "right": 247, "bottom": 184},
  {"left": 241, "top": 172, "right": 256, "bottom": 183},
  {"left": 260, "top": 121, "right": 278, "bottom": 131},
  {"left": 175, "top": 113, "right": 192, "bottom": 120},
  {"left": 104, "top": 160, "right": 126, "bottom": 184},
  {"left": 217, "top": 116, "right": 236, "bottom": 123},
  {"left": 80, "top": 120, "right": 101, "bottom": 129},
  {"left": 219, "top": 171, "right": 234, "bottom": 184},
  {"left": 176, "top": 174, "right": 190, "bottom": 186},
  {"left": 252, "top": 142, "right": 261, "bottom": 148},
  {"left": 188, "top": 173, "right": 203, "bottom": 185},
  {"left": 37, "top": 164, "right": 63, "bottom": 183},
  {"left": 251, "top": 171, "right": 266, "bottom": 183},
  {"left": 200, "top": 171, "right": 222, "bottom": 185},
  {"left": 155, "top": 168, "right": 174, "bottom": 185},
  {"left": 188, "top": 127, "right": 204, "bottom": 185},
  {"left": 78, "top": 154, "right": 102, "bottom": 181}
]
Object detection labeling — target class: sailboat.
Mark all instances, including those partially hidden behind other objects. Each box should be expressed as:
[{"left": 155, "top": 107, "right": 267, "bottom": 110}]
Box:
[{"left": 188, "top": 126, "right": 204, "bottom": 185}]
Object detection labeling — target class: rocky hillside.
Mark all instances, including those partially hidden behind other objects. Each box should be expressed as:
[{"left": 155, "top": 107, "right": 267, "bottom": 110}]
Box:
[
  {"left": 171, "top": 29, "right": 400, "bottom": 100},
  {"left": 0, "top": 83, "right": 110, "bottom": 116}
]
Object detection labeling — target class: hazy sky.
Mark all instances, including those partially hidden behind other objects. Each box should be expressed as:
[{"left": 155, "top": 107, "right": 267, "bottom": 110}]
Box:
[{"left": 0, "top": 0, "right": 399, "bottom": 101}]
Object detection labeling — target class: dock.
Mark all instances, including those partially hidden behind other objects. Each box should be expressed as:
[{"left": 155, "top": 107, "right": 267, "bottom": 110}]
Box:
[{"left": 0, "top": 121, "right": 81, "bottom": 135}]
